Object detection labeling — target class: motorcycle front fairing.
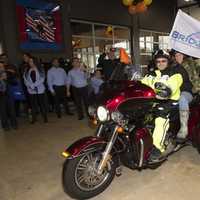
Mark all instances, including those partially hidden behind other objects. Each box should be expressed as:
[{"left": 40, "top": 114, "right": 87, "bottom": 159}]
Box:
[
  {"left": 91, "top": 80, "right": 156, "bottom": 114},
  {"left": 89, "top": 63, "right": 154, "bottom": 108}
]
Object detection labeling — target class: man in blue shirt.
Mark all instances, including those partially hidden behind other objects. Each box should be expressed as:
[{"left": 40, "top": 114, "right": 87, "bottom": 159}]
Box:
[
  {"left": 67, "top": 58, "right": 88, "bottom": 120},
  {"left": 47, "top": 58, "right": 73, "bottom": 118}
]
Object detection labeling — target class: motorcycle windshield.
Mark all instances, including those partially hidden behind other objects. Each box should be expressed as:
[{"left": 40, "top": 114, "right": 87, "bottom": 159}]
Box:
[
  {"left": 95, "top": 80, "right": 128, "bottom": 106},
  {"left": 110, "top": 63, "right": 142, "bottom": 81}
]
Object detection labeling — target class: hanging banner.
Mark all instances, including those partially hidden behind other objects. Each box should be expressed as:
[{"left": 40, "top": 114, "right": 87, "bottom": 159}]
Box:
[
  {"left": 16, "top": 0, "right": 63, "bottom": 51},
  {"left": 169, "top": 9, "right": 200, "bottom": 58}
]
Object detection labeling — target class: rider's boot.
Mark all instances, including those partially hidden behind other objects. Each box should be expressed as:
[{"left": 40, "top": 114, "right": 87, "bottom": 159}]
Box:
[
  {"left": 149, "top": 146, "right": 162, "bottom": 162},
  {"left": 176, "top": 110, "right": 189, "bottom": 143}
]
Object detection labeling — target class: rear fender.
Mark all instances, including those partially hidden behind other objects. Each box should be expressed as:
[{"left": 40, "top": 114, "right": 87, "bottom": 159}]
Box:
[{"left": 62, "top": 136, "right": 106, "bottom": 159}]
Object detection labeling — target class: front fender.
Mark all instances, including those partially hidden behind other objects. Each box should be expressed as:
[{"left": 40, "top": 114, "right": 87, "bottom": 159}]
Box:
[{"left": 62, "top": 136, "right": 106, "bottom": 159}]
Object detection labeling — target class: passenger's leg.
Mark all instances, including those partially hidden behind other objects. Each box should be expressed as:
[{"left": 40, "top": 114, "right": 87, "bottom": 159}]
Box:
[{"left": 177, "top": 91, "right": 193, "bottom": 139}]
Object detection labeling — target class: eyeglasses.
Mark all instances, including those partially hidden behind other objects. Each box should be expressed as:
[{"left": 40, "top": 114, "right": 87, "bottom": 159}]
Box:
[{"left": 156, "top": 59, "right": 167, "bottom": 64}]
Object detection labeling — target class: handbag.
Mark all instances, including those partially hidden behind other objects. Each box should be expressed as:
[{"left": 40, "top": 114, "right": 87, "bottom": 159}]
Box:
[{"left": 8, "top": 80, "right": 26, "bottom": 101}]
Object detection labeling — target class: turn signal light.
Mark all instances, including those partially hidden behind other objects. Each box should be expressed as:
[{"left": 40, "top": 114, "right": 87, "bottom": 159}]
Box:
[
  {"left": 61, "top": 151, "right": 71, "bottom": 158},
  {"left": 117, "top": 127, "right": 124, "bottom": 133},
  {"left": 92, "top": 119, "right": 98, "bottom": 125}
]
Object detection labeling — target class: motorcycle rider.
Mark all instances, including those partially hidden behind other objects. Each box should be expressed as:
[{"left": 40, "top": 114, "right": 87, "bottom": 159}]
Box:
[{"left": 142, "top": 50, "right": 183, "bottom": 161}]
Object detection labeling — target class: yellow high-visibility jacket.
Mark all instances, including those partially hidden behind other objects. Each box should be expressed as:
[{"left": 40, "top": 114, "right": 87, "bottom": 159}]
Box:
[{"left": 141, "top": 67, "right": 183, "bottom": 101}]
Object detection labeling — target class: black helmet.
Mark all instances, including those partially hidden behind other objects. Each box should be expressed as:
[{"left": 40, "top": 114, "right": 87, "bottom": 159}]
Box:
[
  {"left": 169, "top": 49, "right": 176, "bottom": 57},
  {"left": 154, "top": 49, "right": 170, "bottom": 60}
]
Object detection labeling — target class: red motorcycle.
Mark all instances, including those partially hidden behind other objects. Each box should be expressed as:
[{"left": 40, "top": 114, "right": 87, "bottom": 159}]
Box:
[{"left": 61, "top": 64, "right": 200, "bottom": 199}]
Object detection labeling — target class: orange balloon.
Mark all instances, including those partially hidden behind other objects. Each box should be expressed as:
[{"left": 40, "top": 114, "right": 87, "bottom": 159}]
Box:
[
  {"left": 144, "top": 0, "right": 152, "bottom": 6},
  {"left": 128, "top": 5, "right": 137, "bottom": 15},
  {"left": 136, "top": 2, "right": 147, "bottom": 13},
  {"left": 122, "top": 0, "right": 134, "bottom": 7}
]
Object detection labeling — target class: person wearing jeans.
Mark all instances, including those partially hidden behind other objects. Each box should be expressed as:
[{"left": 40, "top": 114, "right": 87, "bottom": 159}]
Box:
[{"left": 174, "top": 51, "right": 194, "bottom": 141}]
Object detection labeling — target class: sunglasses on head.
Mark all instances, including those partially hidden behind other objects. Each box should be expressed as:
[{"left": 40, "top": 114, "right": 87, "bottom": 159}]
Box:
[{"left": 156, "top": 59, "right": 168, "bottom": 63}]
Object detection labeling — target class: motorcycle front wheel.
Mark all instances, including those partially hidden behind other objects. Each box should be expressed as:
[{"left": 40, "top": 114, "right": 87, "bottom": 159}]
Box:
[{"left": 62, "top": 146, "right": 117, "bottom": 199}]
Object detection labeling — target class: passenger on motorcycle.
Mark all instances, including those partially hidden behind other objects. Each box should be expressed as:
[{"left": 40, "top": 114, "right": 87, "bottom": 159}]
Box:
[
  {"left": 141, "top": 50, "right": 183, "bottom": 161},
  {"left": 173, "top": 51, "right": 197, "bottom": 141}
]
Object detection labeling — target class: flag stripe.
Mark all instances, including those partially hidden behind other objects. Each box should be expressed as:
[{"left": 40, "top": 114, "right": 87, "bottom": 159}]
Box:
[
  {"left": 43, "top": 26, "right": 54, "bottom": 37},
  {"left": 26, "top": 20, "right": 38, "bottom": 32},
  {"left": 44, "top": 31, "right": 54, "bottom": 40},
  {"left": 39, "top": 16, "right": 54, "bottom": 34}
]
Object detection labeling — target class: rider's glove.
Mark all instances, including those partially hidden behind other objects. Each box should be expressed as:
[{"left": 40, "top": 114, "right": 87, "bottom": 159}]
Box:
[{"left": 154, "top": 82, "right": 172, "bottom": 100}]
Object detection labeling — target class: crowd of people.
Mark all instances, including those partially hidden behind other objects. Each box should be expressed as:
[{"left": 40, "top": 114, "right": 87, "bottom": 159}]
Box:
[
  {"left": 1, "top": 47, "right": 200, "bottom": 151},
  {"left": 0, "top": 48, "right": 120, "bottom": 131}
]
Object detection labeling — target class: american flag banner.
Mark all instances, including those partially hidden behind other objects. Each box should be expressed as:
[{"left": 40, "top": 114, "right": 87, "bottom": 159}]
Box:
[
  {"left": 25, "top": 10, "right": 55, "bottom": 43},
  {"left": 16, "top": 0, "right": 63, "bottom": 51}
]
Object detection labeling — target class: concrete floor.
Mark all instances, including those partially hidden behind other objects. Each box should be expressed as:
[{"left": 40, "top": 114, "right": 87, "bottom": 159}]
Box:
[{"left": 0, "top": 114, "right": 200, "bottom": 200}]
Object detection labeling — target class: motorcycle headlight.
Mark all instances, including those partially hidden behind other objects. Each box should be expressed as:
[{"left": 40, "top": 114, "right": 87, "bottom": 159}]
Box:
[
  {"left": 88, "top": 106, "right": 96, "bottom": 117},
  {"left": 111, "top": 111, "right": 124, "bottom": 123},
  {"left": 97, "top": 106, "right": 109, "bottom": 122}
]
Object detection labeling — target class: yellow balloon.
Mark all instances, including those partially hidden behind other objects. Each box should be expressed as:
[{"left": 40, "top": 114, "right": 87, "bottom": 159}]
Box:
[
  {"left": 122, "top": 0, "right": 134, "bottom": 7},
  {"left": 144, "top": 0, "right": 152, "bottom": 6}
]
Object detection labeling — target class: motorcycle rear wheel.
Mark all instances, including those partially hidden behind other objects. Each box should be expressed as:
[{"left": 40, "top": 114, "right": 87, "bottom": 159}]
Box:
[{"left": 62, "top": 147, "right": 117, "bottom": 199}]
